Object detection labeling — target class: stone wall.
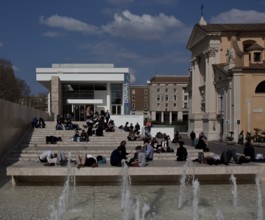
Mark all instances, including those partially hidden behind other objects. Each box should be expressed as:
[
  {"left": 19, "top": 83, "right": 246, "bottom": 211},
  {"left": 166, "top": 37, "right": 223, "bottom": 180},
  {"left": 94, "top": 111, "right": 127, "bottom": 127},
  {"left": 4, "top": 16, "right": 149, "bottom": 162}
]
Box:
[{"left": 0, "top": 99, "right": 50, "bottom": 159}]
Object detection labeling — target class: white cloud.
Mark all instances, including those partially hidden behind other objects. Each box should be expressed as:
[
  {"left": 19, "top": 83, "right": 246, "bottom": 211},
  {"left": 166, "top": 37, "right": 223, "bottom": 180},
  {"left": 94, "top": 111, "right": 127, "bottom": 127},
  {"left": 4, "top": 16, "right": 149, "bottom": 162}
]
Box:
[
  {"left": 39, "top": 15, "right": 99, "bottom": 33},
  {"left": 211, "top": 9, "right": 265, "bottom": 23},
  {"left": 42, "top": 31, "right": 61, "bottom": 37},
  {"left": 101, "top": 10, "right": 183, "bottom": 40},
  {"left": 40, "top": 11, "right": 188, "bottom": 41},
  {"left": 129, "top": 72, "right": 136, "bottom": 83}
]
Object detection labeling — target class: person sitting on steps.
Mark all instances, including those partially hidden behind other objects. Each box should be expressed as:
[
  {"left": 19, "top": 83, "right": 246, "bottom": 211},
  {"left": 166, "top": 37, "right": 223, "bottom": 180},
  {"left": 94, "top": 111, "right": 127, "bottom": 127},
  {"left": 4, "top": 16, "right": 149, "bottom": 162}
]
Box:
[
  {"left": 176, "top": 141, "right": 188, "bottom": 161},
  {"left": 76, "top": 153, "right": 98, "bottom": 168}
]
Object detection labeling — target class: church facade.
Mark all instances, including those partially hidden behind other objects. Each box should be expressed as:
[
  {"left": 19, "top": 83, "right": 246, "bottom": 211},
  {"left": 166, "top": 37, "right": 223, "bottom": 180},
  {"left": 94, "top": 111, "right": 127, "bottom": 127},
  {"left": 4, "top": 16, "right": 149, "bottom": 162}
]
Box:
[{"left": 187, "top": 18, "right": 265, "bottom": 141}]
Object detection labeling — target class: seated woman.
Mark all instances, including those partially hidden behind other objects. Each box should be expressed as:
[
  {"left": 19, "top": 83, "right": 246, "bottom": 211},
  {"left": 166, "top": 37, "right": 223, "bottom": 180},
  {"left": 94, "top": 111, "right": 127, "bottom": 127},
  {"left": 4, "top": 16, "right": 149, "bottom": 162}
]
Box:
[
  {"left": 195, "top": 134, "right": 209, "bottom": 152},
  {"left": 38, "top": 118, "right": 46, "bottom": 128},
  {"left": 244, "top": 141, "right": 255, "bottom": 161},
  {"left": 176, "top": 141, "right": 188, "bottom": 161},
  {"left": 80, "top": 129, "right": 89, "bottom": 142},
  {"left": 127, "top": 131, "right": 137, "bottom": 141},
  {"left": 105, "top": 120, "right": 115, "bottom": 132},
  {"left": 72, "top": 130, "right": 80, "bottom": 142},
  {"left": 55, "top": 120, "right": 64, "bottom": 130},
  {"left": 128, "top": 146, "right": 147, "bottom": 167}
]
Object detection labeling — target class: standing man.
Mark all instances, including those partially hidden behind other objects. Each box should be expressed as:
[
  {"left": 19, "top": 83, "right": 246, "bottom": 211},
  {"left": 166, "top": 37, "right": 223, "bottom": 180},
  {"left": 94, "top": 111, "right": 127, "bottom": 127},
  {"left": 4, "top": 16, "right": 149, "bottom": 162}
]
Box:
[
  {"left": 190, "top": 130, "right": 196, "bottom": 146},
  {"left": 105, "top": 110, "right": 110, "bottom": 125}
]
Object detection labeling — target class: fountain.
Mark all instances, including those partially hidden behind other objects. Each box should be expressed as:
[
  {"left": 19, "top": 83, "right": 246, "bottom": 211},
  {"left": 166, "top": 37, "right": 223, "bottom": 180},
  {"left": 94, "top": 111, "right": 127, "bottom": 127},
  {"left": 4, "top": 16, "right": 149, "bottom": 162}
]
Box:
[
  {"left": 49, "top": 152, "right": 74, "bottom": 220},
  {"left": 256, "top": 176, "right": 263, "bottom": 220},
  {"left": 192, "top": 179, "right": 200, "bottom": 220},
  {"left": 178, "top": 157, "right": 194, "bottom": 209},
  {"left": 38, "top": 155, "right": 265, "bottom": 220},
  {"left": 230, "top": 174, "right": 238, "bottom": 207}
]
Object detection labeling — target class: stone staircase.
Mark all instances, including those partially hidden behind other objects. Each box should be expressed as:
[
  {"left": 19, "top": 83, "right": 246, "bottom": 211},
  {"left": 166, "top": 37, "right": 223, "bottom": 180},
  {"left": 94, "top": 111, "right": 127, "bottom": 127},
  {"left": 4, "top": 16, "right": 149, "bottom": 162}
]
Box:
[
  {"left": 6, "top": 121, "right": 265, "bottom": 186},
  {"left": 6, "top": 121, "right": 210, "bottom": 163}
]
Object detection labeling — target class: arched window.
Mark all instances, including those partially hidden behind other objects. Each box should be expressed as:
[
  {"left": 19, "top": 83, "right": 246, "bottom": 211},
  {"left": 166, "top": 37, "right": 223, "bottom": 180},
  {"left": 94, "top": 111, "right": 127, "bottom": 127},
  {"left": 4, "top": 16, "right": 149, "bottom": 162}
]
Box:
[{"left": 255, "top": 81, "right": 265, "bottom": 93}]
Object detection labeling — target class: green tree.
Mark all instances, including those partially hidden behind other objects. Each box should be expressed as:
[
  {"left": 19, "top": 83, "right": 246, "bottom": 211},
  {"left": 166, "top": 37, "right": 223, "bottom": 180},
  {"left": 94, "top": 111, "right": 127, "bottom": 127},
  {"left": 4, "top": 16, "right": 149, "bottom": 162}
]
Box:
[{"left": 0, "top": 58, "right": 31, "bottom": 102}]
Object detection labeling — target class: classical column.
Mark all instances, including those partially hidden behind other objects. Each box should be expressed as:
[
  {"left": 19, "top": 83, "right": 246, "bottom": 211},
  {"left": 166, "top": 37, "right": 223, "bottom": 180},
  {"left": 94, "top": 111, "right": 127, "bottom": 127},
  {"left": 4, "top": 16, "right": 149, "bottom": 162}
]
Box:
[
  {"left": 178, "top": 111, "right": 183, "bottom": 121},
  {"left": 161, "top": 111, "right": 164, "bottom": 123},
  {"left": 107, "top": 82, "right": 111, "bottom": 111},
  {"left": 51, "top": 76, "right": 61, "bottom": 120},
  {"left": 47, "top": 92, "right": 51, "bottom": 115},
  {"left": 191, "top": 57, "right": 201, "bottom": 114},
  {"left": 203, "top": 47, "right": 219, "bottom": 114},
  {"left": 169, "top": 111, "right": 172, "bottom": 124},
  {"left": 246, "top": 99, "right": 251, "bottom": 132}
]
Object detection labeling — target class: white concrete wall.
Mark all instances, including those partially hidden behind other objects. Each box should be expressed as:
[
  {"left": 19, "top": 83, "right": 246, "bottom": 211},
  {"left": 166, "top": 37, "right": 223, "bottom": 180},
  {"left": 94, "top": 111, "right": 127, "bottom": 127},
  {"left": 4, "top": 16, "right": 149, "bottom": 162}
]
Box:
[{"left": 110, "top": 115, "right": 144, "bottom": 132}]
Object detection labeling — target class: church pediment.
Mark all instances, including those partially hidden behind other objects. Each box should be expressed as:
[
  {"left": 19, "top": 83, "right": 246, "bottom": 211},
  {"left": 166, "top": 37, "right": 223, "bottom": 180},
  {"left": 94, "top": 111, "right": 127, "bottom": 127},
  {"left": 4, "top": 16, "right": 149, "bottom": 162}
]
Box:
[{"left": 187, "top": 26, "right": 208, "bottom": 50}]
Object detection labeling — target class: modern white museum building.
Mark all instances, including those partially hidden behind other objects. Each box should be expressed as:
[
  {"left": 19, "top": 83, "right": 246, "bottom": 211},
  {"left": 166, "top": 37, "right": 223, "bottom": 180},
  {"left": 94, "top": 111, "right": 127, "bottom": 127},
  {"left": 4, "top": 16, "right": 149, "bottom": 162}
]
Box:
[{"left": 36, "top": 63, "right": 131, "bottom": 121}]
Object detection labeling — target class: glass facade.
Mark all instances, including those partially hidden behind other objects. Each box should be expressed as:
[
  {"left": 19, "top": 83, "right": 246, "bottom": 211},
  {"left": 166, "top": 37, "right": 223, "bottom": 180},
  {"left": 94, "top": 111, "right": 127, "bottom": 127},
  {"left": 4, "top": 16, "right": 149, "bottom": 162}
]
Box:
[
  {"left": 62, "top": 83, "right": 107, "bottom": 121},
  {"left": 111, "top": 83, "right": 122, "bottom": 115}
]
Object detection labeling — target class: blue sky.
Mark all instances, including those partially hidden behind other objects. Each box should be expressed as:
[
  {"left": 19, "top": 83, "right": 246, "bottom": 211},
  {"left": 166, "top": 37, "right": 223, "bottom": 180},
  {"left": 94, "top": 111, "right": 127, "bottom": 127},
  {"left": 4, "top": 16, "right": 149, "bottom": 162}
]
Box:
[{"left": 1, "top": 0, "right": 265, "bottom": 95}]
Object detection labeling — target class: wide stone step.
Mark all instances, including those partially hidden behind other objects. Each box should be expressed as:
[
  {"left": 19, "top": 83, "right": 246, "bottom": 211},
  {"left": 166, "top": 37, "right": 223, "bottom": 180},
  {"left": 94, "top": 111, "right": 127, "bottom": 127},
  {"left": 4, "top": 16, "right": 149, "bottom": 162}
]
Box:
[{"left": 7, "top": 160, "right": 264, "bottom": 186}]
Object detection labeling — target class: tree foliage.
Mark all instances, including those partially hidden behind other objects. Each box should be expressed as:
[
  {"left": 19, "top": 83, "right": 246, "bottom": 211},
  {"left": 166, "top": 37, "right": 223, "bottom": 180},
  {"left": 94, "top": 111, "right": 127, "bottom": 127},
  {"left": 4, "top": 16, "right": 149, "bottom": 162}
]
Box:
[{"left": 0, "top": 58, "right": 31, "bottom": 102}]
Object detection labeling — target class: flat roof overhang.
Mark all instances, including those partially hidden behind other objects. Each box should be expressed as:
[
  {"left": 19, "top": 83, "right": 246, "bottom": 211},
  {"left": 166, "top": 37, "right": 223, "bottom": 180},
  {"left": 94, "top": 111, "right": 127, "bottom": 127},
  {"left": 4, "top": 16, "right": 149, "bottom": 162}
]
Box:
[{"left": 67, "top": 99, "right": 103, "bottom": 105}]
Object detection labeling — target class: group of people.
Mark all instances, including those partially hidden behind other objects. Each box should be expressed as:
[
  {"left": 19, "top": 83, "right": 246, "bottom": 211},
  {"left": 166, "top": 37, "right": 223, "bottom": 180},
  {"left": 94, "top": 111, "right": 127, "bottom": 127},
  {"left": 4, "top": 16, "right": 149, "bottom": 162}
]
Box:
[
  {"left": 71, "top": 129, "right": 90, "bottom": 142},
  {"left": 55, "top": 114, "right": 80, "bottom": 130},
  {"left": 110, "top": 140, "right": 153, "bottom": 167},
  {"left": 32, "top": 117, "right": 46, "bottom": 128},
  {"left": 39, "top": 150, "right": 107, "bottom": 168},
  {"left": 85, "top": 108, "right": 114, "bottom": 136}
]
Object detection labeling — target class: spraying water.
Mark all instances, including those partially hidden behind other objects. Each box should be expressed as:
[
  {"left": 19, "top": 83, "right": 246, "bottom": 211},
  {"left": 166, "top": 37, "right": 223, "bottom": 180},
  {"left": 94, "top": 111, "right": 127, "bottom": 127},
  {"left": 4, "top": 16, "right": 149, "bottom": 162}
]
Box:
[
  {"left": 134, "top": 199, "right": 150, "bottom": 220},
  {"left": 49, "top": 152, "right": 73, "bottom": 220},
  {"left": 215, "top": 209, "right": 224, "bottom": 220},
  {"left": 230, "top": 174, "right": 238, "bottom": 207},
  {"left": 178, "top": 157, "right": 193, "bottom": 209},
  {"left": 255, "top": 176, "right": 263, "bottom": 220},
  {"left": 192, "top": 179, "right": 200, "bottom": 220},
  {"left": 121, "top": 160, "right": 132, "bottom": 220}
]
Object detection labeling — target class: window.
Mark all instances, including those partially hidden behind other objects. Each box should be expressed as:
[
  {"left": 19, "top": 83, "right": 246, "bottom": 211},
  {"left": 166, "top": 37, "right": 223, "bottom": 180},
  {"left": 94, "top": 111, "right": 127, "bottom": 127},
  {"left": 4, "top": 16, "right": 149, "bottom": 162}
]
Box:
[
  {"left": 144, "top": 103, "right": 148, "bottom": 110},
  {"left": 174, "top": 103, "right": 177, "bottom": 107},
  {"left": 132, "top": 103, "right": 135, "bottom": 110},
  {"left": 157, "top": 88, "right": 160, "bottom": 92},
  {"left": 254, "top": 52, "right": 261, "bottom": 62},
  {"left": 174, "top": 88, "right": 176, "bottom": 92},
  {"left": 173, "top": 95, "right": 177, "bottom": 101},
  {"left": 144, "top": 96, "right": 148, "bottom": 101},
  {"left": 165, "top": 95, "right": 168, "bottom": 101},
  {"left": 165, "top": 88, "right": 168, "bottom": 92},
  {"left": 255, "top": 81, "right": 265, "bottom": 93},
  {"left": 144, "top": 89, "right": 148, "bottom": 95},
  {"left": 132, "top": 96, "right": 135, "bottom": 101},
  {"left": 157, "top": 103, "right": 160, "bottom": 107},
  {"left": 157, "top": 95, "right": 160, "bottom": 101},
  {"left": 165, "top": 103, "right": 168, "bottom": 107},
  {"left": 184, "top": 95, "right": 188, "bottom": 101},
  {"left": 132, "top": 89, "right": 135, "bottom": 95}
]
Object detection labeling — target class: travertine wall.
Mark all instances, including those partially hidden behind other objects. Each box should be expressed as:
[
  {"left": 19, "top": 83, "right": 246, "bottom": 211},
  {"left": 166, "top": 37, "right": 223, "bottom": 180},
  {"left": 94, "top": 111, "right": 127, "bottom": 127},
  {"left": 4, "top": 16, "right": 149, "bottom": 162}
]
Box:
[{"left": 0, "top": 99, "right": 50, "bottom": 159}]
